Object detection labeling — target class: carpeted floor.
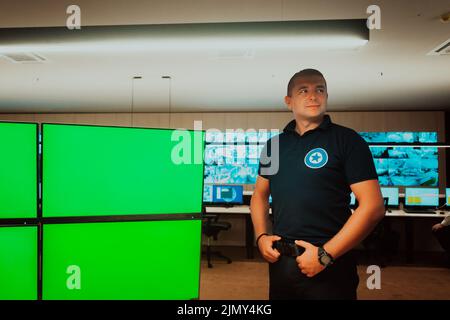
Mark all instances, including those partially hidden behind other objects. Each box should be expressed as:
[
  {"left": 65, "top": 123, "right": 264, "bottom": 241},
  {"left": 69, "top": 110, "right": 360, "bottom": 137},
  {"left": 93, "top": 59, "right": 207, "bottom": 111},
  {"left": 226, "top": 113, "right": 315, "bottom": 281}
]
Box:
[{"left": 199, "top": 249, "right": 450, "bottom": 300}]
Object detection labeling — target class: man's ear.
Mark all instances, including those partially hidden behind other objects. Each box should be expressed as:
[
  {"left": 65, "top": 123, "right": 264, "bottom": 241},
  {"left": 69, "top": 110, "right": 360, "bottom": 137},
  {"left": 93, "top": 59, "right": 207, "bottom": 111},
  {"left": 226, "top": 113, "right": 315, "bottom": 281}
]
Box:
[{"left": 284, "top": 96, "right": 292, "bottom": 111}]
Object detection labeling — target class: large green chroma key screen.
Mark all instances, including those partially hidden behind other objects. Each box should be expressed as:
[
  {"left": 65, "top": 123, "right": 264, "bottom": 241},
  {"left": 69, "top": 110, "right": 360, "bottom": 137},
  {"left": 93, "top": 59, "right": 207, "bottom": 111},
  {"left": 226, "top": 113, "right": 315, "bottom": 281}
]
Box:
[
  {"left": 0, "top": 226, "right": 38, "bottom": 300},
  {"left": 0, "top": 122, "right": 37, "bottom": 219},
  {"left": 42, "top": 220, "right": 201, "bottom": 300},
  {"left": 42, "top": 124, "right": 204, "bottom": 217}
]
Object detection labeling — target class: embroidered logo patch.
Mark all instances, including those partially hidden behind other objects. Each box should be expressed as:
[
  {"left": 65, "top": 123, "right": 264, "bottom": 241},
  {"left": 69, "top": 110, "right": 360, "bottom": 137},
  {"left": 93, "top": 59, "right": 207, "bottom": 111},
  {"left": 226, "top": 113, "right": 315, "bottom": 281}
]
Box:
[{"left": 304, "top": 148, "right": 328, "bottom": 169}]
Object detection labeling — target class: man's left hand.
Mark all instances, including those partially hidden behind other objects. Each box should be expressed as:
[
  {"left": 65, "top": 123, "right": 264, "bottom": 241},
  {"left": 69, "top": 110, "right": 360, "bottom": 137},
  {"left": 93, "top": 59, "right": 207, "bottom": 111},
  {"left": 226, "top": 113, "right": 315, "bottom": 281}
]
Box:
[{"left": 295, "top": 240, "right": 325, "bottom": 277}]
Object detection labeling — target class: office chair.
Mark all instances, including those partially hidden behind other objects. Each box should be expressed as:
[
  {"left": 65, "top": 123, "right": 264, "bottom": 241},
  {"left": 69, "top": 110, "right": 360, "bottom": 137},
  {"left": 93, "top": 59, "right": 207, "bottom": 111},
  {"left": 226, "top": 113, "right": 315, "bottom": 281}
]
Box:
[{"left": 202, "top": 213, "right": 232, "bottom": 268}]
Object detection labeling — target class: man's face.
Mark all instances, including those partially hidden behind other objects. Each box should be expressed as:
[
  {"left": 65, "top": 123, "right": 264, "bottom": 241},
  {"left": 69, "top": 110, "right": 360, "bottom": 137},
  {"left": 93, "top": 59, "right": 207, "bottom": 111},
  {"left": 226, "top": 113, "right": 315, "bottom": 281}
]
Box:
[{"left": 285, "top": 75, "right": 328, "bottom": 121}]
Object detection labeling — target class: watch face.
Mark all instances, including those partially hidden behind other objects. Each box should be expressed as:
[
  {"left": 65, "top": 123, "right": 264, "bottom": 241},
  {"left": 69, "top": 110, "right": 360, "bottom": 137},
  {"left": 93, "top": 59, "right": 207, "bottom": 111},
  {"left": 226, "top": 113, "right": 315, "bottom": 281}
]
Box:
[{"left": 321, "top": 255, "right": 331, "bottom": 265}]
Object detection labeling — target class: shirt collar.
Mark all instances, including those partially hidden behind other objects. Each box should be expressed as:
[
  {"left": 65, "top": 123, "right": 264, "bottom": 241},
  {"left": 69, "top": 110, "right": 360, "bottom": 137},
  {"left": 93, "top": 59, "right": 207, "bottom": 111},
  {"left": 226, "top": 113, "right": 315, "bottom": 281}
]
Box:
[{"left": 283, "top": 114, "right": 332, "bottom": 135}]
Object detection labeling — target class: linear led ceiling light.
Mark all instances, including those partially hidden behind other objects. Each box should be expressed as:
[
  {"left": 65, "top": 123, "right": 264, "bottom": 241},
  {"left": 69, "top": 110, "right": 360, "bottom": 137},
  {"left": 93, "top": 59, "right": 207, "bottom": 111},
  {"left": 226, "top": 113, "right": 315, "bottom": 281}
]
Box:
[{"left": 0, "top": 20, "right": 369, "bottom": 53}]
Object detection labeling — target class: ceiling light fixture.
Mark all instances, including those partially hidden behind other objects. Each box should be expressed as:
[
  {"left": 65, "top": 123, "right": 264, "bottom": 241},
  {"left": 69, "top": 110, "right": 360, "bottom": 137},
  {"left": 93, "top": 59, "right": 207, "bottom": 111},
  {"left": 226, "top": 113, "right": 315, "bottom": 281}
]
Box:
[{"left": 0, "top": 20, "right": 369, "bottom": 53}]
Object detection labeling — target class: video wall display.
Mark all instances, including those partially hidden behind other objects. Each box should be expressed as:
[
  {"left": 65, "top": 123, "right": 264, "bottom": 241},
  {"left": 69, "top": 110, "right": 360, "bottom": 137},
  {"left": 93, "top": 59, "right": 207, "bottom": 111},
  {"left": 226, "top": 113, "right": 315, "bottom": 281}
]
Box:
[
  {"left": 0, "top": 226, "right": 38, "bottom": 300},
  {"left": 204, "top": 131, "right": 440, "bottom": 187},
  {"left": 42, "top": 124, "right": 205, "bottom": 217},
  {"left": 1, "top": 123, "right": 205, "bottom": 301},
  {"left": 371, "top": 146, "right": 438, "bottom": 186},
  {"left": 0, "top": 122, "right": 38, "bottom": 219},
  {"left": 359, "top": 132, "right": 437, "bottom": 143},
  {"left": 204, "top": 144, "right": 262, "bottom": 184},
  {"left": 42, "top": 220, "right": 201, "bottom": 300}
]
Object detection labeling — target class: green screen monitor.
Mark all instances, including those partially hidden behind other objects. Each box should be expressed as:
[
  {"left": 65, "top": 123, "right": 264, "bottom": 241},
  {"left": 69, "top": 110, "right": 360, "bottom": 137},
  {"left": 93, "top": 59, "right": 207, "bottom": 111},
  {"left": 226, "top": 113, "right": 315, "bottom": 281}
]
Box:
[
  {"left": 42, "top": 124, "right": 205, "bottom": 218},
  {"left": 42, "top": 220, "right": 201, "bottom": 300},
  {"left": 0, "top": 122, "right": 37, "bottom": 219},
  {"left": 0, "top": 226, "right": 38, "bottom": 300}
]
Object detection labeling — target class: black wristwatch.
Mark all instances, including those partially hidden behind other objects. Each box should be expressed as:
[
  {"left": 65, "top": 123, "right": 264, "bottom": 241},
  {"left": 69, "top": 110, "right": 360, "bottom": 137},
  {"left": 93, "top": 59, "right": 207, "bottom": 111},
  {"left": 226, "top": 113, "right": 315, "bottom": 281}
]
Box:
[{"left": 318, "top": 246, "right": 334, "bottom": 267}]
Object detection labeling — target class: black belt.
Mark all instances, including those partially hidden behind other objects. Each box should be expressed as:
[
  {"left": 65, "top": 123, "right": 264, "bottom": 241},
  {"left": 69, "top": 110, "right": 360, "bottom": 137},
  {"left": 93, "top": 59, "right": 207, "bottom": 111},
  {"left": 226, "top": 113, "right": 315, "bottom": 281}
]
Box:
[{"left": 273, "top": 240, "right": 305, "bottom": 257}]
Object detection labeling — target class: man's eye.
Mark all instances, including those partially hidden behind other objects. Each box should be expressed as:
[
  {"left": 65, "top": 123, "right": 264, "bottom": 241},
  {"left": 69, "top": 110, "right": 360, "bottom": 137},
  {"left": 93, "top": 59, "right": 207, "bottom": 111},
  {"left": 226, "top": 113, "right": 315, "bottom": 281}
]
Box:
[{"left": 300, "top": 90, "right": 307, "bottom": 94}]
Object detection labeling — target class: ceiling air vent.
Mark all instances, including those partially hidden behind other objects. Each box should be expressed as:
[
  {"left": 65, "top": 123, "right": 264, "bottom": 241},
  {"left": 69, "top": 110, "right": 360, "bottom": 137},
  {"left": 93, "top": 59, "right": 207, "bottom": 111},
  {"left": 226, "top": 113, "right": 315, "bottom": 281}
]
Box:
[
  {"left": 427, "top": 39, "right": 450, "bottom": 56},
  {"left": 1, "top": 52, "right": 48, "bottom": 63}
]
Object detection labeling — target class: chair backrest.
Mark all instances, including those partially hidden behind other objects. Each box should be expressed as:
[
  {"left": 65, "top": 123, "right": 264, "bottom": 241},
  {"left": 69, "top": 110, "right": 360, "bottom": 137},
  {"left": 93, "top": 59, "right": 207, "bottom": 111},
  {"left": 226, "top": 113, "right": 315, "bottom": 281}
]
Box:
[{"left": 202, "top": 213, "right": 231, "bottom": 238}]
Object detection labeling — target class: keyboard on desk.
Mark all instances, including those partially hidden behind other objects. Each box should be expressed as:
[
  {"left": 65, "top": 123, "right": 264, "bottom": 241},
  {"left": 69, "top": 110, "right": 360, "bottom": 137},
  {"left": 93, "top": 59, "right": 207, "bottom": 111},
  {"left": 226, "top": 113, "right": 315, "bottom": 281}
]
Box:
[{"left": 403, "top": 208, "right": 437, "bottom": 214}]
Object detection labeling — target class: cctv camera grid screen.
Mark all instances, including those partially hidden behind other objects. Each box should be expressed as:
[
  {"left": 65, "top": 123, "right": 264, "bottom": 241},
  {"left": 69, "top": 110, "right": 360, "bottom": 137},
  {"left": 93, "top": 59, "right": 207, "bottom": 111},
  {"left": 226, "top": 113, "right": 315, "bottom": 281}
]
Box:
[
  {"left": 0, "top": 122, "right": 38, "bottom": 219},
  {"left": 204, "top": 131, "right": 279, "bottom": 185},
  {"left": 42, "top": 124, "right": 205, "bottom": 217},
  {"left": 204, "top": 131, "right": 439, "bottom": 187},
  {"left": 42, "top": 220, "right": 201, "bottom": 300},
  {"left": 367, "top": 132, "right": 439, "bottom": 187}
]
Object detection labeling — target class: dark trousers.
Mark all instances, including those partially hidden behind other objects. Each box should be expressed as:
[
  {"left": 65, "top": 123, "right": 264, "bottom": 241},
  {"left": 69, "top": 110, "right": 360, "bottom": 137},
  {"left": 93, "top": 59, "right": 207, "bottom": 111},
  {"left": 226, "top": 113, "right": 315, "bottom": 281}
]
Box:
[
  {"left": 269, "top": 252, "right": 359, "bottom": 300},
  {"left": 433, "top": 226, "right": 450, "bottom": 265}
]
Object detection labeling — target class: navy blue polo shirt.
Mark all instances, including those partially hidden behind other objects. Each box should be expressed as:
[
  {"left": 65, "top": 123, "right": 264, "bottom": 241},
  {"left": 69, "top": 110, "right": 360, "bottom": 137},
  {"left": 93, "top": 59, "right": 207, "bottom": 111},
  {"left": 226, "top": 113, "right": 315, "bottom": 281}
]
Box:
[{"left": 258, "top": 115, "right": 377, "bottom": 245}]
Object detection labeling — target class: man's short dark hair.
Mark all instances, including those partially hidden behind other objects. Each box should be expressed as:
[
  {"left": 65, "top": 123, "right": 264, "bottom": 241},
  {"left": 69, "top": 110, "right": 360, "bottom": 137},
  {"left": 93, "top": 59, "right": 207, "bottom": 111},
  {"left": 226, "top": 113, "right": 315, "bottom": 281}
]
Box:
[{"left": 287, "top": 69, "right": 327, "bottom": 97}]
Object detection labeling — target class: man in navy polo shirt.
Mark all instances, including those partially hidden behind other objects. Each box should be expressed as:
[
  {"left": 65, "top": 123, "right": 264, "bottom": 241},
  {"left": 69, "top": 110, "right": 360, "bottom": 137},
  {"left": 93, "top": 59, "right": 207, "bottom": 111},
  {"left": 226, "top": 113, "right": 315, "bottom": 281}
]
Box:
[{"left": 250, "top": 69, "right": 385, "bottom": 300}]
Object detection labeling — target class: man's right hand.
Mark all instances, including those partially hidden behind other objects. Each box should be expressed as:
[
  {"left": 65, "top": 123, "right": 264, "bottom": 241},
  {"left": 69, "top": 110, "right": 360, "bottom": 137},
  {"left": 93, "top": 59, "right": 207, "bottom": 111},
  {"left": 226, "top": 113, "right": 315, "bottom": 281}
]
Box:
[{"left": 258, "top": 235, "right": 282, "bottom": 263}]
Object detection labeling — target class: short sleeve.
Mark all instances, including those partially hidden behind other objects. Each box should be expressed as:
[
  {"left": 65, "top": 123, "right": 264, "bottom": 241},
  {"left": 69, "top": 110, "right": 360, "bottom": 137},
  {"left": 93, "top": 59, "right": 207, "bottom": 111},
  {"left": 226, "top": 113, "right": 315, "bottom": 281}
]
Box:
[{"left": 343, "top": 131, "right": 378, "bottom": 185}]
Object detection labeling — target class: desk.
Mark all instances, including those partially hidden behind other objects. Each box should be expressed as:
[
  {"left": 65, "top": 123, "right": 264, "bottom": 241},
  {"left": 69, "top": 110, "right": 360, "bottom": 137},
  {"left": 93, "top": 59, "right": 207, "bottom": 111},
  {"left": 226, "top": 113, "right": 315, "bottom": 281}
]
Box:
[{"left": 205, "top": 206, "right": 449, "bottom": 261}]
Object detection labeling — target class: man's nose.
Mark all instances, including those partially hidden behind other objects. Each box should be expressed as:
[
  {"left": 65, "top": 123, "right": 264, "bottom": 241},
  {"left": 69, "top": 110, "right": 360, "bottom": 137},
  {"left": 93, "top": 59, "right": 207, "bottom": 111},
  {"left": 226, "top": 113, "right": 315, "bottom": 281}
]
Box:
[{"left": 308, "top": 92, "right": 317, "bottom": 100}]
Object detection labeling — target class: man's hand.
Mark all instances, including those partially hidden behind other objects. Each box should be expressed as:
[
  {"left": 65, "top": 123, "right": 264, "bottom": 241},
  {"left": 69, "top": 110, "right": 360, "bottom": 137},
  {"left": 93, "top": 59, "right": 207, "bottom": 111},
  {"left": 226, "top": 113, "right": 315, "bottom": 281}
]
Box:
[
  {"left": 258, "top": 235, "right": 281, "bottom": 263},
  {"left": 295, "top": 240, "right": 325, "bottom": 277},
  {"left": 432, "top": 223, "right": 444, "bottom": 232}
]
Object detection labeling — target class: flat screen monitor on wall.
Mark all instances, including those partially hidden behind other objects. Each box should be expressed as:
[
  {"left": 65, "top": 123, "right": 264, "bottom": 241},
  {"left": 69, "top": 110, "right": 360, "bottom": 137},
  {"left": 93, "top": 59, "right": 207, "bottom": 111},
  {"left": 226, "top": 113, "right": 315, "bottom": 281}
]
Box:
[
  {"left": 42, "top": 220, "right": 201, "bottom": 300},
  {"left": 42, "top": 124, "right": 205, "bottom": 218},
  {"left": 204, "top": 144, "right": 261, "bottom": 184},
  {"left": 0, "top": 226, "right": 38, "bottom": 300},
  {"left": 371, "top": 146, "right": 438, "bottom": 187},
  {"left": 360, "top": 132, "right": 438, "bottom": 143},
  {"left": 0, "top": 122, "right": 38, "bottom": 219}
]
